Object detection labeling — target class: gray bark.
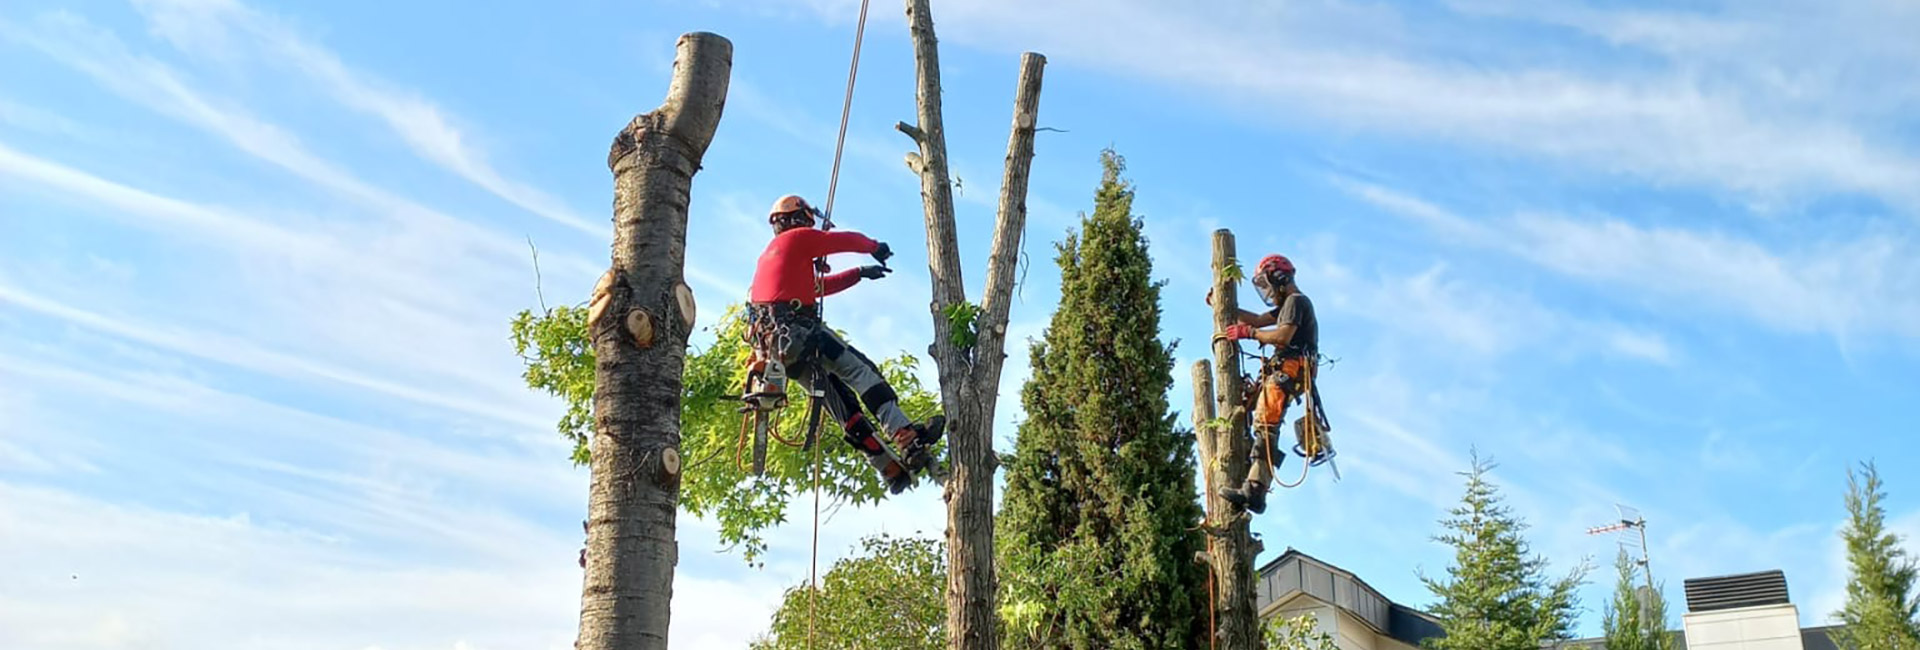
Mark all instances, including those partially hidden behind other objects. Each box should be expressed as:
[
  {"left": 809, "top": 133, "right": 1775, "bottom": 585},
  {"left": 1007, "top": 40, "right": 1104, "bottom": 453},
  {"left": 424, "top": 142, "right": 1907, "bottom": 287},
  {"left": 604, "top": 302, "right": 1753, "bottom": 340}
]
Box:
[
  {"left": 578, "top": 32, "right": 731, "bottom": 650},
  {"left": 971, "top": 51, "right": 1044, "bottom": 410},
  {"left": 897, "top": 3, "right": 1047, "bottom": 647},
  {"left": 1204, "top": 228, "right": 1261, "bottom": 648}
]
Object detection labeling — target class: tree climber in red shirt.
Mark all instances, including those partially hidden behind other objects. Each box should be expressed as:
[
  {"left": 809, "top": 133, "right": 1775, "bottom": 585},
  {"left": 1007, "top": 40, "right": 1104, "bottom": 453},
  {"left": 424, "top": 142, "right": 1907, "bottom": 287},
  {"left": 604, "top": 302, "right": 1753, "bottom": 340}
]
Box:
[{"left": 745, "top": 194, "right": 944, "bottom": 494}]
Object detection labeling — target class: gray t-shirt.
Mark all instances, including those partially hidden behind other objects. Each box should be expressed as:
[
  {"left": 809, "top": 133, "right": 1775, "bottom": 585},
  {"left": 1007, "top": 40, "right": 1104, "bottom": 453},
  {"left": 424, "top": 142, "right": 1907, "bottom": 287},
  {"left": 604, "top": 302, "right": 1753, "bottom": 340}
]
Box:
[{"left": 1265, "top": 293, "right": 1317, "bottom": 356}]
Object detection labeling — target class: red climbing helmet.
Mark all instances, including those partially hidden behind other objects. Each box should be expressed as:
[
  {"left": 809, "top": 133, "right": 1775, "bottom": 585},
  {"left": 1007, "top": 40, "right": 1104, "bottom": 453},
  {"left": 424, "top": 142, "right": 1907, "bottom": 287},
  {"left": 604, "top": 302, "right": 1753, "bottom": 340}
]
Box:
[
  {"left": 1257, "top": 254, "right": 1295, "bottom": 279},
  {"left": 1252, "top": 254, "right": 1295, "bottom": 306}
]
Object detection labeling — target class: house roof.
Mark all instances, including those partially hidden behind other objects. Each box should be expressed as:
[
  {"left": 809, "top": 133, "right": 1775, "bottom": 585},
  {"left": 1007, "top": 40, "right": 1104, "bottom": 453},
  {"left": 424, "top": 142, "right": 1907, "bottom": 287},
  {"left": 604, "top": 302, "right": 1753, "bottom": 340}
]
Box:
[
  {"left": 1258, "top": 550, "right": 1842, "bottom": 650},
  {"left": 1258, "top": 549, "right": 1843, "bottom": 650},
  {"left": 1256, "top": 547, "right": 1445, "bottom": 646},
  {"left": 1554, "top": 624, "right": 1841, "bottom": 650}
]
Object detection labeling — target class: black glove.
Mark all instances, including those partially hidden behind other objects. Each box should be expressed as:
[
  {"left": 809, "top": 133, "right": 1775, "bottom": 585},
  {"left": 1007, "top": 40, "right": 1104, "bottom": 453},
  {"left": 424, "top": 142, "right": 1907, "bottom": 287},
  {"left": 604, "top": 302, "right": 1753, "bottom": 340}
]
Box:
[
  {"left": 858, "top": 265, "right": 892, "bottom": 280},
  {"left": 872, "top": 241, "right": 892, "bottom": 264}
]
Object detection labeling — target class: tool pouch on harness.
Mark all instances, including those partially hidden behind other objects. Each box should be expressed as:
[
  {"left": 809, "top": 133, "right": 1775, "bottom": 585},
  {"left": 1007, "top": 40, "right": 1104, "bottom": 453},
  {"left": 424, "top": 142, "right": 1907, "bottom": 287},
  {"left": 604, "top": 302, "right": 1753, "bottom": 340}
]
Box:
[
  {"left": 1252, "top": 355, "right": 1310, "bottom": 430},
  {"left": 1248, "top": 352, "right": 1336, "bottom": 465},
  {"left": 743, "top": 302, "right": 823, "bottom": 410}
]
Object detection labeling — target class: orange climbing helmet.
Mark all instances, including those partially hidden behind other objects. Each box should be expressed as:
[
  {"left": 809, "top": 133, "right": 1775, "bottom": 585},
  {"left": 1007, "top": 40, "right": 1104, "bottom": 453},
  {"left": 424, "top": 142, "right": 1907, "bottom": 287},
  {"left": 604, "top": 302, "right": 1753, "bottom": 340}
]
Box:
[{"left": 768, "top": 194, "right": 819, "bottom": 232}]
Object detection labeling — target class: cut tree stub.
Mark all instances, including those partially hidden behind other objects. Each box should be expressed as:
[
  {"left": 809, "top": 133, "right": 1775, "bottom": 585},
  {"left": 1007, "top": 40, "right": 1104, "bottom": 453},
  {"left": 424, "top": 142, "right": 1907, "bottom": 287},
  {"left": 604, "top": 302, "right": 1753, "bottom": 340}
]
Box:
[
  {"left": 674, "top": 283, "right": 696, "bottom": 331},
  {"left": 626, "top": 310, "right": 655, "bottom": 348},
  {"left": 658, "top": 447, "right": 681, "bottom": 485}
]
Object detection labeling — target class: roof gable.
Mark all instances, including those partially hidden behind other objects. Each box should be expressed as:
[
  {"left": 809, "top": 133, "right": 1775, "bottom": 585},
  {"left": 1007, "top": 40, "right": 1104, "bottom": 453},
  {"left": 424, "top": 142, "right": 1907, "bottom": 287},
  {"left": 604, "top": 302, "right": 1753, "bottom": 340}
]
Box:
[{"left": 1256, "top": 548, "right": 1444, "bottom": 645}]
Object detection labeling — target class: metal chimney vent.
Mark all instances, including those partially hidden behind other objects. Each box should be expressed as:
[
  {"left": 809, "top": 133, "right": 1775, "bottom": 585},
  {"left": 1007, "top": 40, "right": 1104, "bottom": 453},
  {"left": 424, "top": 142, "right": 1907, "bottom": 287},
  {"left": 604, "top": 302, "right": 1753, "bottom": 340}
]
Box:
[{"left": 1683, "top": 569, "right": 1791, "bottom": 613}]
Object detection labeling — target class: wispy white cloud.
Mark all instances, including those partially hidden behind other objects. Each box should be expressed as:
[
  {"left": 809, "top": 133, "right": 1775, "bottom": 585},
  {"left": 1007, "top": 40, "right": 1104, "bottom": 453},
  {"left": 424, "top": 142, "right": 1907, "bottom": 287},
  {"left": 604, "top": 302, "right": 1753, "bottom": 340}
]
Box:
[
  {"left": 1445, "top": 0, "right": 1920, "bottom": 119},
  {"left": 128, "top": 0, "right": 602, "bottom": 236},
  {"left": 0, "top": 483, "right": 581, "bottom": 650},
  {"left": 1605, "top": 328, "right": 1675, "bottom": 365},
  {"left": 764, "top": 0, "right": 1920, "bottom": 212},
  {"left": 0, "top": 278, "right": 550, "bottom": 430},
  {"left": 1330, "top": 175, "right": 1920, "bottom": 341},
  {"left": 0, "top": 97, "right": 95, "bottom": 141},
  {"left": 0, "top": 12, "right": 581, "bottom": 268},
  {"left": 0, "top": 141, "right": 627, "bottom": 431},
  {"left": 1307, "top": 236, "right": 1677, "bottom": 365}
]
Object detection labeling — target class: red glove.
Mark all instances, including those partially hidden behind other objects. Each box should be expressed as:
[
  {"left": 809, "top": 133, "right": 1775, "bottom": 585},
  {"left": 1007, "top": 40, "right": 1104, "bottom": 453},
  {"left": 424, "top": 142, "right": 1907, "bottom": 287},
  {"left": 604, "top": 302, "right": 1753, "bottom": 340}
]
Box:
[{"left": 1222, "top": 323, "right": 1255, "bottom": 340}]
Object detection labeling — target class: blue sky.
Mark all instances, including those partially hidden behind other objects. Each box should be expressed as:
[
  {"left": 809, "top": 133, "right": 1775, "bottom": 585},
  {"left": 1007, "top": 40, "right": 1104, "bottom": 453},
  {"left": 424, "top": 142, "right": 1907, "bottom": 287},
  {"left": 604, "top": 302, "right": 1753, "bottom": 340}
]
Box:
[{"left": 3, "top": 0, "right": 1919, "bottom": 648}]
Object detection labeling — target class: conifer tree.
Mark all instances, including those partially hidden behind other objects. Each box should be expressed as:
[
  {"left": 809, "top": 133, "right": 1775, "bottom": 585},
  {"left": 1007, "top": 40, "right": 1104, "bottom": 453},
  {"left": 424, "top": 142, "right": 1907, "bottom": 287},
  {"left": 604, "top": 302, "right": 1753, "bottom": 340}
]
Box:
[
  {"left": 1830, "top": 461, "right": 1920, "bottom": 650},
  {"left": 1601, "top": 550, "right": 1674, "bottom": 650},
  {"left": 996, "top": 149, "right": 1206, "bottom": 649},
  {"left": 1419, "top": 452, "right": 1587, "bottom": 650}
]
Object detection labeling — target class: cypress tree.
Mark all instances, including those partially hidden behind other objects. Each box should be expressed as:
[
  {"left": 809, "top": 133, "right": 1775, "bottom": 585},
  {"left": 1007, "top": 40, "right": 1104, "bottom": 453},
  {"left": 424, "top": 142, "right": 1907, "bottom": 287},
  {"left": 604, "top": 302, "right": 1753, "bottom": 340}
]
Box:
[
  {"left": 996, "top": 149, "right": 1206, "bottom": 649},
  {"left": 1419, "top": 452, "right": 1587, "bottom": 650},
  {"left": 1600, "top": 550, "right": 1675, "bottom": 650},
  {"left": 1830, "top": 461, "right": 1920, "bottom": 650}
]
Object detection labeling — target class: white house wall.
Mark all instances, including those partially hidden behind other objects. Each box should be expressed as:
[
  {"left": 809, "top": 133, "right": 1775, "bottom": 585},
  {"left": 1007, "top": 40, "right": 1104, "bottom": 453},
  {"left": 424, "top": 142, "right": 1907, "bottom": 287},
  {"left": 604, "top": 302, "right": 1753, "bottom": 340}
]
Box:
[
  {"left": 1681, "top": 604, "right": 1805, "bottom": 650},
  {"left": 1333, "top": 608, "right": 1381, "bottom": 650}
]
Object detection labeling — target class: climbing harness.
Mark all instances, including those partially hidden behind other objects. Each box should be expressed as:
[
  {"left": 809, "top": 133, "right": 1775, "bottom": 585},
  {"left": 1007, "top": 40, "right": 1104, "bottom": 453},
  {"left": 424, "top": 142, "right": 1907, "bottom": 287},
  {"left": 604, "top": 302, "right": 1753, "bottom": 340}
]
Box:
[
  {"left": 1214, "top": 333, "right": 1340, "bottom": 489},
  {"left": 1247, "top": 349, "right": 1336, "bottom": 487}
]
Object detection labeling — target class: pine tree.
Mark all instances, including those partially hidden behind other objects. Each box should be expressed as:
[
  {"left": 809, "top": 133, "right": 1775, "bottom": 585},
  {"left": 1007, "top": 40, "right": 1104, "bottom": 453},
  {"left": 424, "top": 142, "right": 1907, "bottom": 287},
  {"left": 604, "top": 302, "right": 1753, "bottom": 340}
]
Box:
[
  {"left": 995, "top": 149, "right": 1207, "bottom": 649},
  {"left": 1830, "top": 461, "right": 1920, "bottom": 650},
  {"left": 1601, "top": 550, "right": 1675, "bottom": 650},
  {"left": 1419, "top": 452, "right": 1588, "bottom": 650}
]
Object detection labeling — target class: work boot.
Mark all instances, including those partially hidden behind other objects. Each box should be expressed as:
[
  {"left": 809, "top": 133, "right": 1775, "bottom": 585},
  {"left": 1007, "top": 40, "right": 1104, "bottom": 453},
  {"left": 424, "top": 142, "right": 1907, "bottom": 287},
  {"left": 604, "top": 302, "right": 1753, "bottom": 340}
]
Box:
[
  {"left": 846, "top": 426, "right": 913, "bottom": 494},
  {"left": 1221, "top": 480, "right": 1268, "bottom": 514},
  {"left": 879, "top": 458, "right": 914, "bottom": 495},
  {"left": 892, "top": 415, "right": 947, "bottom": 471},
  {"left": 856, "top": 445, "right": 913, "bottom": 494}
]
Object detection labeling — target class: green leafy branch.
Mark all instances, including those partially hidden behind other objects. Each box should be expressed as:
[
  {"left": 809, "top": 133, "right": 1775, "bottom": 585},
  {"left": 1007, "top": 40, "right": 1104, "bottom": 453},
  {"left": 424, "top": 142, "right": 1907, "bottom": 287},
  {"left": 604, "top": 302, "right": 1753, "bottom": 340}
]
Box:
[
  {"left": 1221, "top": 259, "right": 1244, "bottom": 283},
  {"left": 944, "top": 301, "right": 980, "bottom": 349},
  {"left": 509, "top": 305, "right": 595, "bottom": 465},
  {"left": 1266, "top": 614, "right": 1339, "bottom": 650},
  {"left": 510, "top": 300, "right": 942, "bottom": 567}
]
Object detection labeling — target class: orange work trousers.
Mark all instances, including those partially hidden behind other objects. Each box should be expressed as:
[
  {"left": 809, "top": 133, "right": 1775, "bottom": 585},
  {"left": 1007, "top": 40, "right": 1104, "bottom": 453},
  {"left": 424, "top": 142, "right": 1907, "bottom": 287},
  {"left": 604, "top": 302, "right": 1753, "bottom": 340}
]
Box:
[{"left": 1248, "top": 356, "right": 1309, "bottom": 486}]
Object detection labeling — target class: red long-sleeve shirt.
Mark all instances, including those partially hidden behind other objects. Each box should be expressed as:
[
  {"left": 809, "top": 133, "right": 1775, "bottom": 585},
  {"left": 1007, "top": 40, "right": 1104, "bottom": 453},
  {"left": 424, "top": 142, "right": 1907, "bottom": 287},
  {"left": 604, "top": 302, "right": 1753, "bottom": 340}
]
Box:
[{"left": 748, "top": 227, "right": 880, "bottom": 303}]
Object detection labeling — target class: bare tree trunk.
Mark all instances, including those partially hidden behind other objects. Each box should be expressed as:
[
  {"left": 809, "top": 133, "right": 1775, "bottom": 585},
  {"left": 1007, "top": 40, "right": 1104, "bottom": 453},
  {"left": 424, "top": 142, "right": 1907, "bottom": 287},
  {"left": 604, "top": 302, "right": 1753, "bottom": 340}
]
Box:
[
  {"left": 971, "top": 51, "right": 1045, "bottom": 417},
  {"left": 1203, "top": 228, "right": 1261, "bottom": 648},
  {"left": 1191, "top": 360, "right": 1223, "bottom": 648},
  {"left": 578, "top": 32, "right": 731, "bottom": 650},
  {"left": 897, "top": 3, "right": 1047, "bottom": 646}
]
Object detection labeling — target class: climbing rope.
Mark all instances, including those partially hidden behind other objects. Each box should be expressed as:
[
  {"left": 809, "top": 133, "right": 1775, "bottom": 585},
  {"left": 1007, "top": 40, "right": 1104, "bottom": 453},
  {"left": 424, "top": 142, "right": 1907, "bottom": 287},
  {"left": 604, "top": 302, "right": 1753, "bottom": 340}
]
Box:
[
  {"left": 1272, "top": 356, "right": 1321, "bottom": 488},
  {"left": 809, "top": 0, "right": 873, "bottom": 647},
  {"left": 820, "top": 0, "right": 872, "bottom": 227}
]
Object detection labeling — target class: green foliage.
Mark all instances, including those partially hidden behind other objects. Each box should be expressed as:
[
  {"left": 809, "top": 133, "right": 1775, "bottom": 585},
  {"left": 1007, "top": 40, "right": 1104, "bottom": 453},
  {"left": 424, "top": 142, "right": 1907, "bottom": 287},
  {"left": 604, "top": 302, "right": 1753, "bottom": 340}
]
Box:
[
  {"left": 1264, "top": 614, "right": 1339, "bottom": 650},
  {"left": 1418, "top": 452, "right": 1589, "bottom": 650},
  {"left": 944, "top": 301, "right": 980, "bottom": 349},
  {"left": 1830, "top": 461, "right": 1920, "bottom": 650},
  {"left": 996, "top": 148, "right": 1207, "bottom": 650},
  {"left": 1221, "top": 260, "right": 1244, "bottom": 283},
  {"left": 1600, "top": 550, "right": 1675, "bottom": 650},
  {"left": 509, "top": 305, "right": 595, "bottom": 465},
  {"left": 750, "top": 533, "right": 947, "bottom": 650},
  {"left": 510, "top": 303, "right": 940, "bottom": 567}
]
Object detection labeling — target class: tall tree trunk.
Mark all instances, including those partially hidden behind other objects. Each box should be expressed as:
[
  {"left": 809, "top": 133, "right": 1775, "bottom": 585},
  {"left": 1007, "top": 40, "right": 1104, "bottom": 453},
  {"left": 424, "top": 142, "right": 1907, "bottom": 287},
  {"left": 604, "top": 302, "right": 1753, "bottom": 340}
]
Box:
[
  {"left": 1202, "top": 228, "right": 1261, "bottom": 648},
  {"left": 971, "top": 51, "right": 1045, "bottom": 426},
  {"left": 897, "top": 2, "right": 1047, "bottom": 646},
  {"left": 578, "top": 32, "right": 731, "bottom": 650}
]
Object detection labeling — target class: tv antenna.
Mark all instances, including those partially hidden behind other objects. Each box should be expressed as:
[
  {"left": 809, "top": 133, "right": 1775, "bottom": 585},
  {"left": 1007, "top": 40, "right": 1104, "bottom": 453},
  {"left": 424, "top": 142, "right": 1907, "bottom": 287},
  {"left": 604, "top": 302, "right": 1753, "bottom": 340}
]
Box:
[{"left": 1588, "top": 504, "right": 1656, "bottom": 600}]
